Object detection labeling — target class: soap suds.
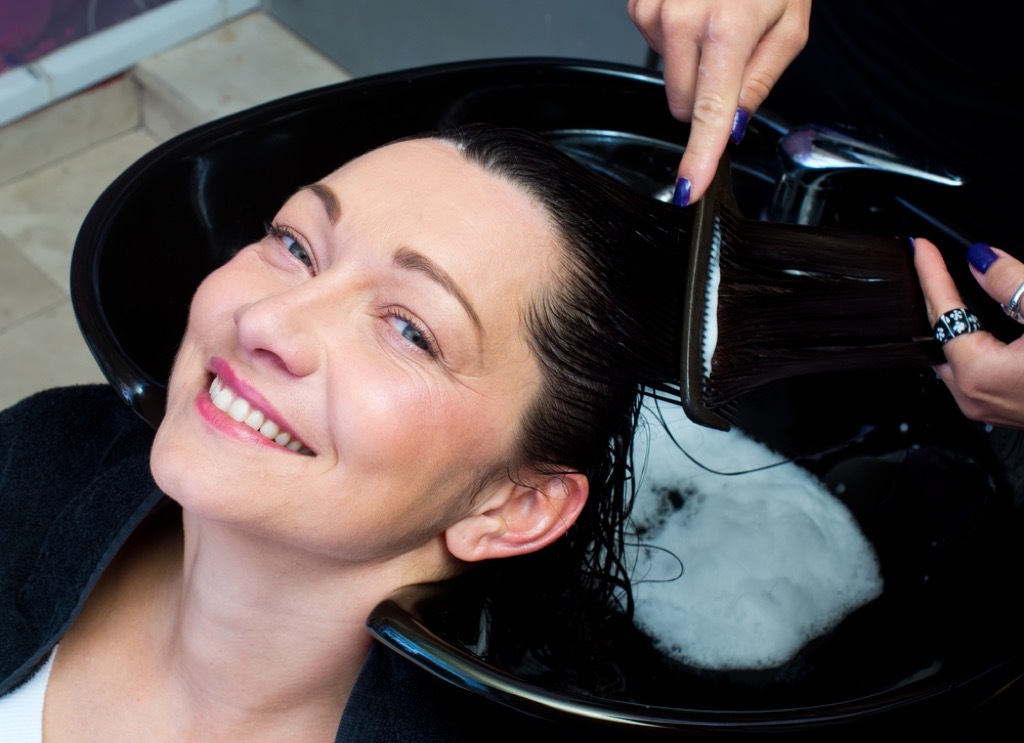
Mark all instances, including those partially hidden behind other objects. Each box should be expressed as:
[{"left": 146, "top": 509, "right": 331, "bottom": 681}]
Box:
[{"left": 630, "top": 399, "right": 883, "bottom": 670}]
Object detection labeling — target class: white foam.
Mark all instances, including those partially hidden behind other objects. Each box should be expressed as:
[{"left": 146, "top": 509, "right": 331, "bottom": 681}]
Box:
[
  {"left": 629, "top": 399, "right": 883, "bottom": 670},
  {"left": 700, "top": 217, "right": 722, "bottom": 379}
]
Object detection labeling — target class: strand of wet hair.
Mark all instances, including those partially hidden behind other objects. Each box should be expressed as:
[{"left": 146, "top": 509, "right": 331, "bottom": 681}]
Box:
[
  {"left": 642, "top": 395, "right": 877, "bottom": 476},
  {"left": 703, "top": 212, "right": 941, "bottom": 412}
]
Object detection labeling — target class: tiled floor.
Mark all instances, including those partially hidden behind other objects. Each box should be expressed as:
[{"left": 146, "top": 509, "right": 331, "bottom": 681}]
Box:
[{"left": 0, "top": 11, "right": 348, "bottom": 412}]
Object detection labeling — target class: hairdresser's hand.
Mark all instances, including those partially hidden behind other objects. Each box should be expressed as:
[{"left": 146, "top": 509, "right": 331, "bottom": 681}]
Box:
[
  {"left": 627, "top": 0, "right": 811, "bottom": 206},
  {"left": 913, "top": 237, "right": 1024, "bottom": 429}
]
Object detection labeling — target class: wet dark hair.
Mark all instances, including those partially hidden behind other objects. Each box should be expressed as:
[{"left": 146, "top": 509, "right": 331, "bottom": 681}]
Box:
[{"left": 423, "top": 124, "right": 690, "bottom": 684}]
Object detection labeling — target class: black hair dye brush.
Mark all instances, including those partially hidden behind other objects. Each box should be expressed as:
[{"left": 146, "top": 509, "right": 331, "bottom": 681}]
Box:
[{"left": 680, "top": 155, "right": 944, "bottom": 430}]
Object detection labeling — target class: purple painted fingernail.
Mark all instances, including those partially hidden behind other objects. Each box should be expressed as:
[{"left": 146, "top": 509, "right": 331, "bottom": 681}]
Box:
[
  {"left": 672, "top": 177, "right": 691, "bottom": 207},
  {"left": 730, "top": 108, "right": 751, "bottom": 144},
  {"left": 907, "top": 236, "right": 915, "bottom": 255},
  {"left": 966, "top": 242, "right": 997, "bottom": 273}
]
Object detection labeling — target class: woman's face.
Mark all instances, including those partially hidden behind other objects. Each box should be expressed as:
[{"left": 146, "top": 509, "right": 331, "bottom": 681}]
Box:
[{"left": 151, "top": 138, "right": 560, "bottom": 570}]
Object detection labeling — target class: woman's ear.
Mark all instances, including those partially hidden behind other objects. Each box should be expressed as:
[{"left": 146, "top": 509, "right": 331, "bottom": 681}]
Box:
[{"left": 444, "top": 471, "right": 588, "bottom": 563}]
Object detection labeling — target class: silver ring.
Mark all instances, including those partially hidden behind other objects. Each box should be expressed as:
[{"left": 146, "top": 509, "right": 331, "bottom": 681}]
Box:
[
  {"left": 1000, "top": 281, "right": 1024, "bottom": 324},
  {"left": 933, "top": 308, "right": 982, "bottom": 345}
]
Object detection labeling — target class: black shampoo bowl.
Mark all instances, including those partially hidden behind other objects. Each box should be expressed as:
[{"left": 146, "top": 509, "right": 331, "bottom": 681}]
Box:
[{"left": 71, "top": 59, "right": 1024, "bottom": 739}]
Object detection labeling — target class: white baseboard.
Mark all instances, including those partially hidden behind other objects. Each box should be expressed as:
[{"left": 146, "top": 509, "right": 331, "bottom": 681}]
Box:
[{"left": 0, "top": 0, "right": 260, "bottom": 127}]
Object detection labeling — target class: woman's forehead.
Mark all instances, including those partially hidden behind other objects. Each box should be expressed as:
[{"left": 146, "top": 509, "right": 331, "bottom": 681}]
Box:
[
  {"left": 315, "top": 138, "right": 561, "bottom": 281},
  {"left": 307, "top": 137, "right": 562, "bottom": 349},
  {"left": 324, "top": 137, "right": 466, "bottom": 185}
]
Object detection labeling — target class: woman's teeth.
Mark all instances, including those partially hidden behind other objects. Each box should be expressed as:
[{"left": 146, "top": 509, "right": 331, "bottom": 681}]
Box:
[{"left": 209, "top": 376, "right": 312, "bottom": 455}]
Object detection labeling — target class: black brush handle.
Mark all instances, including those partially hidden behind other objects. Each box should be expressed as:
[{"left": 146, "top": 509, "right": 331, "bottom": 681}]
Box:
[{"left": 680, "top": 154, "right": 736, "bottom": 430}]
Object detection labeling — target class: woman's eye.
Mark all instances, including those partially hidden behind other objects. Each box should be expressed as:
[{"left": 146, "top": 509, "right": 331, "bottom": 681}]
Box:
[
  {"left": 266, "top": 224, "right": 313, "bottom": 269},
  {"left": 388, "top": 313, "right": 437, "bottom": 356},
  {"left": 282, "top": 233, "right": 312, "bottom": 268}
]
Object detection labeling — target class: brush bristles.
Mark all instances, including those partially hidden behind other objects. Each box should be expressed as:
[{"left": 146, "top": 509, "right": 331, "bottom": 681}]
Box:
[{"left": 704, "top": 214, "right": 943, "bottom": 409}]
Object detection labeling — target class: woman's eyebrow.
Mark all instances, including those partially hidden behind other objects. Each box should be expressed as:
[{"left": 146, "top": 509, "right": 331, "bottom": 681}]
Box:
[
  {"left": 394, "top": 247, "right": 483, "bottom": 332},
  {"left": 301, "top": 182, "right": 341, "bottom": 224}
]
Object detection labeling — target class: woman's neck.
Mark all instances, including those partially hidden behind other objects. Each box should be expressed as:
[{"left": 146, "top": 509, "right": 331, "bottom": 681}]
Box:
[
  {"left": 49, "top": 505, "right": 449, "bottom": 741},
  {"left": 167, "top": 511, "right": 379, "bottom": 722}
]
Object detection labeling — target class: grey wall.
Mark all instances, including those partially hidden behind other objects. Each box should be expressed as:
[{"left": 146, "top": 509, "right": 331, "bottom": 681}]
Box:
[{"left": 265, "top": 0, "right": 653, "bottom": 77}]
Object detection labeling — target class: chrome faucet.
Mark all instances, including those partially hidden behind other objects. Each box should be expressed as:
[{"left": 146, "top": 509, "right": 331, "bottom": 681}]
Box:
[{"left": 768, "top": 124, "right": 963, "bottom": 225}]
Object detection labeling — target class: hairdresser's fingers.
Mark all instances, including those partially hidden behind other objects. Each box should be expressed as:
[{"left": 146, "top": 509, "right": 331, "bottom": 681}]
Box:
[
  {"left": 912, "top": 238, "right": 969, "bottom": 323},
  {"left": 939, "top": 332, "right": 1024, "bottom": 429},
  {"left": 674, "top": 2, "right": 809, "bottom": 203},
  {"left": 627, "top": 0, "right": 738, "bottom": 205},
  {"left": 736, "top": 0, "right": 811, "bottom": 116},
  {"left": 911, "top": 238, "right": 998, "bottom": 360},
  {"left": 631, "top": 0, "right": 811, "bottom": 205},
  {"left": 912, "top": 237, "right": 981, "bottom": 385},
  {"left": 627, "top": 0, "right": 713, "bottom": 121},
  {"left": 628, "top": 0, "right": 668, "bottom": 74},
  {"left": 964, "top": 242, "right": 1024, "bottom": 312},
  {"left": 671, "top": 36, "right": 749, "bottom": 206},
  {"left": 913, "top": 238, "right": 1024, "bottom": 428},
  {"left": 657, "top": 17, "right": 704, "bottom": 122}
]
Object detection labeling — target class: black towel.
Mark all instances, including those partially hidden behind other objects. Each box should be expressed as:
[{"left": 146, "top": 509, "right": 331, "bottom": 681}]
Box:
[{"left": 0, "top": 385, "right": 164, "bottom": 696}]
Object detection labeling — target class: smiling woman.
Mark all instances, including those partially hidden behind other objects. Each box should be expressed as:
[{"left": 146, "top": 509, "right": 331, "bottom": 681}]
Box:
[
  {"left": 154, "top": 137, "right": 568, "bottom": 570},
  {"left": 0, "top": 124, "right": 689, "bottom": 740}
]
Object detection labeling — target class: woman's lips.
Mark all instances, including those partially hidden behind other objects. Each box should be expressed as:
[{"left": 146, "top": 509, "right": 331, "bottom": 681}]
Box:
[{"left": 202, "top": 373, "right": 314, "bottom": 456}]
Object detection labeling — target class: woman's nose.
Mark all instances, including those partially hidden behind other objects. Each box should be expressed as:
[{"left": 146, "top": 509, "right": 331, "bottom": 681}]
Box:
[{"left": 233, "top": 290, "right": 321, "bottom": 378}]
